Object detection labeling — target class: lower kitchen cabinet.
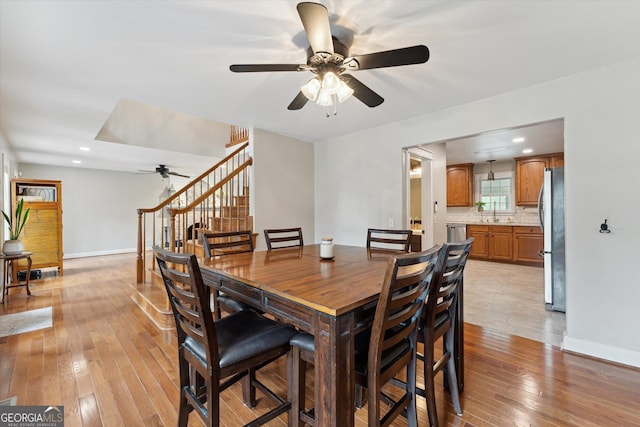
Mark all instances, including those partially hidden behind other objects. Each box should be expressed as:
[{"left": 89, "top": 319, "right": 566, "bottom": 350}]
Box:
[
  {"left": 513, "top": 226, "right": 544, "bottom": 266},
  {"left": 467, "top": 225, "right": 489, "bottom": 258},
  {"left": 467, "top": 224, "right": 542, "bottom": 266},
  {"left": 489, "top": 226, "right": 513, "bottom": 261}
]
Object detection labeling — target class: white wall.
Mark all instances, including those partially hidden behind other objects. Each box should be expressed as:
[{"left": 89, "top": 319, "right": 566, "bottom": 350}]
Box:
[
  {"left": 252, "top": 129, "right": 315, "bottom": 251},
  {"left": 314, "top": 118, "right": 448, "bottom": 247},
  {"left": 315, "top": 57, "right": 640, "bottom": 367},
  {"left": 17, "top": 164, "right": 166, "bottom": 257}
]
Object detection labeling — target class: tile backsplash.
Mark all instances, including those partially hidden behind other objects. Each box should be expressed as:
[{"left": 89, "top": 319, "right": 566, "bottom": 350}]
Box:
[{"left": 446, "top": 206, "right": 540, "bottom": 225}]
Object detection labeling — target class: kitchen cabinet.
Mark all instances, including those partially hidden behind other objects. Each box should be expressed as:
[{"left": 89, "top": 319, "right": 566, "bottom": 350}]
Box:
[
  {"left": 489, "top": 226, "right": 513, "bottom": 261},
  {"left": 466, "top": 225, "right": 489, "bottom": 258},
  {"left": 550, "top": 154, "right": 564, "bottom": 168},
  {"left": 446, "top": 163, "right": 474, "bottom": 207},
  {"left": 467, "top": 224, "right": 543, "bottom": 266},
  {"left": 515, "top": 153, "right": 563, "bottom": 206},
  {"left": 513, "top": 226, "right": 544, "bottom": 266},
  {"left": 11, "top": 179, "right": 63, "bottom": 276}
]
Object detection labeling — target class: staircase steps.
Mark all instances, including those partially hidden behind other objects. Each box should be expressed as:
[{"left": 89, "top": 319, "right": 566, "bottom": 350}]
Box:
[
  {"left": 235, "top": 195, "right": 250, "bottom": 206},
  {"left": 135, "top": 170, "right": 253, "bottom": 330},
  {"left": 220, "top": 205, "right": 250, "bottom": 217},
  {"left": 130, "top": 266, "right": 174, "bottom": 330},
  {"left": 212, "top": 216, "right": 253, "bottom": 232}
]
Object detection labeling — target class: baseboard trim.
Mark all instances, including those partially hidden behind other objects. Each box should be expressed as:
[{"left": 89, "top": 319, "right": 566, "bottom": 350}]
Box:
[
  {"left": 64, "top": 248, "right": 137, "bottom": 259},
  {"left": 562, "top": 335, "right": 640, "bottom": 369}
]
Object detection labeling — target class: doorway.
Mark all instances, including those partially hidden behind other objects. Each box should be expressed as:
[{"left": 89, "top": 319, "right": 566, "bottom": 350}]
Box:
[
  {"left": 442, "top": 118, "right": 566, "bottom": 346},
  {"left": 403, "top": 147, "right": 433, "bottom": 251}
]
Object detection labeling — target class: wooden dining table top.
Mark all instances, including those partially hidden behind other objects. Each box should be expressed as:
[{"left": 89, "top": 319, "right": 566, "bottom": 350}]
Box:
[{"left": 199, "top": 244, "right": 391, "bottom": 316}]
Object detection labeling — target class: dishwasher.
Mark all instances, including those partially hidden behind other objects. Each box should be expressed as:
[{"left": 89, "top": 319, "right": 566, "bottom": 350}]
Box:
[{"left": 447, "top": 223, "right": 467, "bottom": 242}]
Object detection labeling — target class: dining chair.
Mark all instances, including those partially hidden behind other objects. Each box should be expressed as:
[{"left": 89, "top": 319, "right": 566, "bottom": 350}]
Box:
[
  {"left": 201, "top": 230, "right": 255, "bottom": 319},
  {"left": 263, "top": 227, "right": 304, "bottom": 250},
  {"left": 416, "top": 238, "right": 473, "bottom": 426},
  {"left": 287, "top": 245, "right": 442, "bottom": 427},
  {"left": 201, "top": 230, "right": 254, "bottom": 257},
  {"left": 366, "top": 228, "right": 413, "bottom": 258},
  {"left": 385, "top": 238, "right": 472, "bottom": 426},
  {"left": 154, "top": 246, "right": 297, "bottom": 427}
]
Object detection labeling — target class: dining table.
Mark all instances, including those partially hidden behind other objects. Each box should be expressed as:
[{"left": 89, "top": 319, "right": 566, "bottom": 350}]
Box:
[{"left": 198, "top": 244, "right": 464, "bottom": 427}]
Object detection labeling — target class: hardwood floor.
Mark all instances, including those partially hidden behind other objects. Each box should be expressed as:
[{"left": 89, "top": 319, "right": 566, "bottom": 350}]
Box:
[
  {"left": 463, "top": 259, "right": 566, "bottom": 347},
  {"left": 1, "top": 253, "right": 639, "bottom": 426}
]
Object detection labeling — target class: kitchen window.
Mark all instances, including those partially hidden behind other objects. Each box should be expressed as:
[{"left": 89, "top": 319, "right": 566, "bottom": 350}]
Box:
[{"left": 475, "top": 172, "right": 514, "bottom": 213}]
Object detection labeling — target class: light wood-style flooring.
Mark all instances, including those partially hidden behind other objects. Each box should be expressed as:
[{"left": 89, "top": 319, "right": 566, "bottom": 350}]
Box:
[
  {"left": 1, "top": 253, "right": 639, "bottom": 426},
  {"left": 463, "top": 259, "right": 566, "bottom": 347}
]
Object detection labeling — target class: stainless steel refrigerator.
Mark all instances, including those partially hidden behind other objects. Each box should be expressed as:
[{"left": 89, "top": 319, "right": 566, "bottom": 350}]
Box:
[{"left": 538, "top": 167, "right": 566, "bottom": 312}]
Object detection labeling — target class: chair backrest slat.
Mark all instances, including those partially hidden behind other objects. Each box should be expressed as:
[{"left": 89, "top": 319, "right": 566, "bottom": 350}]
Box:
[
  {"left": 264, "top": 227, "right": 304, "bottom": 250},
  {"left": 366, "top": 228, "right": 412, "bottom": 257},
  {"left": 201, "top": 230, "right": 254, "bottom": 258},
  {"left": 368, "top": 245, "right": 441, "bottom": 383},
  {"left": 154, "top": 246, "right": 219, "bottom": 366},
  {"left": 424, "top": 238, "right": 473, "bottom": 330}
]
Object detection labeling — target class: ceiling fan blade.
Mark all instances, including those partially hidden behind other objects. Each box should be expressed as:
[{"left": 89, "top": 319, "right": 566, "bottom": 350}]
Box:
[
  {"left": 347, "top": 45, "right": 429, "bottom": 71},
  {"left": 230, "top": 64, "right": 304, "bottom": 72},
  {"left": 287, "top": 91, "right": 309, "bottom": 110},
  {"left": 297, "top": 2, "right": 334, "bottom": 55},
  {"left": 341, "top": 75, "right": 384, "bottom": 107},
  {"left": 168, "top": 171, "right": 190, "bottom": 179}
]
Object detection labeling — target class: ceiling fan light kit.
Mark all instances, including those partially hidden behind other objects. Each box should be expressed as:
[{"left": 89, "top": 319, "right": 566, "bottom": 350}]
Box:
[
  {"left": 229, "top": 2, "right": 429, "bottom": 114},
  {"left": 301, "top": 77, "right": 321, "bottom": 101}
]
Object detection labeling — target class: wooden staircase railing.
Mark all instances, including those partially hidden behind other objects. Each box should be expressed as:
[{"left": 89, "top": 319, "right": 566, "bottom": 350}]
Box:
[{"left": 136, "top": 141, "right": 252, "bottom": 283}]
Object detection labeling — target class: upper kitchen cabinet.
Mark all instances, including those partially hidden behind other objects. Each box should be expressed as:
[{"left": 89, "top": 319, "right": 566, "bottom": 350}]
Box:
[
  {"left": 550, "top": 154, "right": 564, "bottom": 168},
  {"left": 446, "top": 163, "right": 474, "bottom": 207},
  {"left": 515, "top": 153, "right": 563, "bottom": 206}
]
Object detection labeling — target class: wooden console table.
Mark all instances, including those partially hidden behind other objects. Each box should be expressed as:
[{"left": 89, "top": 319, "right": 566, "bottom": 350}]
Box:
[{"left": 1, "top": 252, "right": 33, "bottom": 303}]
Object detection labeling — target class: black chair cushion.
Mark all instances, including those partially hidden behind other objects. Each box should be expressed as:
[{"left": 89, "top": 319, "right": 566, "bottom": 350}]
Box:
[
  {"left": 290, "top": 330, "right": 410, "bottom": 376},
  {"left": 218, "top": 293, "right": 253, "bottom": 312},
  {"left": 185, "top": 310, "right": 297, "bottom": 369},
  {"left": 290, "top": 332, "right": 315, "bottom": 352},
  {"left": 353, "top": 329, "right": 410, "bottom": 376}
]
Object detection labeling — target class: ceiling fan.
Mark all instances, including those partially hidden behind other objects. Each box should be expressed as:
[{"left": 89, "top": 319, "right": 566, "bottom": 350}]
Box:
[
  {"left": 138, "top": 165, "right": 190, "bottom": 179},
  {"left": 229, "top": 2, "right": 430, "bottom": 111}
]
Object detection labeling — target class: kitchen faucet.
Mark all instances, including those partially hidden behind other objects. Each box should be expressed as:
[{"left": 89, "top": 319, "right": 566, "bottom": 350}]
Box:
[{"left": 493, "top": 202, "right": 499, "bottom": 222}]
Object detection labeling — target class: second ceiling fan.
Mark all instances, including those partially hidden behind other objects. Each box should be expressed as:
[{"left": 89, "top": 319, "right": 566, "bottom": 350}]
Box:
[{"left": 229, "top": 2, "right": 430, "bottom": 111}]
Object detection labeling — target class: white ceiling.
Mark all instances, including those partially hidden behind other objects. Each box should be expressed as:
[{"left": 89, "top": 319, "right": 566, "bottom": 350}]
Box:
[
  {"left": 1, "top": 1, "right": 639, "bottom": 175},
  {"left": 443, "top": 118, "right": 564, "bottom": 165}
]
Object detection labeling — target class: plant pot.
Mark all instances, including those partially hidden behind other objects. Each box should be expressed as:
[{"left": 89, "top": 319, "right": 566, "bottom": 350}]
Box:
[{"left": 2, "top": 240, "right": 24, "bottom": 256}]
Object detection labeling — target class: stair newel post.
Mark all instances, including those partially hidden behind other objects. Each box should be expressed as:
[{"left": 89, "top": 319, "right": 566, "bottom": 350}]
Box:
[{"left": 136, "top": 209, "right": 144, "bottom": 283}]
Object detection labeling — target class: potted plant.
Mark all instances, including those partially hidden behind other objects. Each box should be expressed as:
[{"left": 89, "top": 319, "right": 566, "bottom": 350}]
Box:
[
  {"left": 2, "top": 198, "right": 31, "bottom": 255},
  {"left": 475, "top": 201, "right": 486, "bottom": 212}
]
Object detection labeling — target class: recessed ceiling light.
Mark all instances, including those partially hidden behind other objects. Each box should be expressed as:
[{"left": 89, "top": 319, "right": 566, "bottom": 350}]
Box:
[
  {"left": 522, "top": 148, "right": 533, "bottom": 154},
  {"left": 72, "top": 160, "right": 82, "bottom": 164},
  {"left": 79, "top": 146, "right": 90, "bottom": 151},
  {"left": 512, "top": 137, "right": 525, "bottom": 143}
]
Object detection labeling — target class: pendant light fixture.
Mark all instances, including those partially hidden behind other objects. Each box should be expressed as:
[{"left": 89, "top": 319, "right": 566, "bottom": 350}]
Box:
[{"left": 487, "top": 159, "right": 496, "bottom": 181}]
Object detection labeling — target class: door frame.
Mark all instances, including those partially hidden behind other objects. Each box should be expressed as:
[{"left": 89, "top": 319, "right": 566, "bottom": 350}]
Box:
[{"left": 402, "top": 147, "right": 434, "bottom": 250}]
